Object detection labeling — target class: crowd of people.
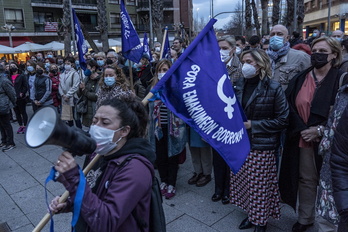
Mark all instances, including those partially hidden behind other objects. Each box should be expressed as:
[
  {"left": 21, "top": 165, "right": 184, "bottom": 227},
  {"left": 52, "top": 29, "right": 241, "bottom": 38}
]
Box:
[{"left": 1, "top": 24, "right": 348, "bottom": 232}]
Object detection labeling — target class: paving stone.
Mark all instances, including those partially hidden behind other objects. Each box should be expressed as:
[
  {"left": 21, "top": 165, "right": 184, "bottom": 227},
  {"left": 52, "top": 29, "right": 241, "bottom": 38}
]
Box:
[
  {"left": 166, "top": 214, "right": 219, "bottom": 232},
  {"left": 0, "top": 167, "right": 39, "bottom": 194},
  {"left": 0, "top": 187, "right": 24, "bottom": 224}
]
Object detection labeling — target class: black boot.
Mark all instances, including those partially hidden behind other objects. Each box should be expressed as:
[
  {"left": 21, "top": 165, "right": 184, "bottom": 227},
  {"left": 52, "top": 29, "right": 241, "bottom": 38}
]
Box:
[
  {"left": 239, "top": 217, "right": 253, "bottom": 230},
  {"left": 254, "top": 224, "right": 267, "bottom": 232}
]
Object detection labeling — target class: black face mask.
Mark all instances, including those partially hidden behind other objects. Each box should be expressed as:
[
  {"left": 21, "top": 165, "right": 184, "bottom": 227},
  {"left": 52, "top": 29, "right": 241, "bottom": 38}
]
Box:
[
  {"left": 311, "top": 53, "right": 329, "bottom": 69},
  {"left": 10, "top": 67, "right": 18, "bottom": 73},
  {"left": 51, "top": 69, "right": 58, "bottom": 74},
  {"left": 106, "top": 58, "right": 113, "bottom": 65},
  {"left": 36, "top": 69, "right": 44, "bottom": 75}
]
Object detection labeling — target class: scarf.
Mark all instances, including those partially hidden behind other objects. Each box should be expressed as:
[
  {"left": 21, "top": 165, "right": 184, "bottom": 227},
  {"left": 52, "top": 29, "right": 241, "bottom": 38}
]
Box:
[{"left": 267, "top": 42, "right": 291, "bottom": 62}]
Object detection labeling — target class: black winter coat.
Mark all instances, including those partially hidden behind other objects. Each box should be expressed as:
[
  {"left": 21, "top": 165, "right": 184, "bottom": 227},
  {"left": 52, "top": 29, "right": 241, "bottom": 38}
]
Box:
[
  {"left": 331, "top": 105, "right": 348, "bottom": 214},
  {"left": 13, "top": 73, "right": 28, "bottom": 100},
  {"left": 234, "top": 75, "right": 289, "bottom": 150},
  {"left": 279, "top": 67, "right": 343, "bottom": 210}
]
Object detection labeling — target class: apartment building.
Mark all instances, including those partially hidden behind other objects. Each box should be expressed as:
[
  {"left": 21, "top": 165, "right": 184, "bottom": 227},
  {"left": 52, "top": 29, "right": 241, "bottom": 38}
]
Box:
[
  {"left": 0, "top": 0, "right": 193, "bottom": 46},
  {"left": 303, "top": 0, "right": 348, "bottom": 37}
]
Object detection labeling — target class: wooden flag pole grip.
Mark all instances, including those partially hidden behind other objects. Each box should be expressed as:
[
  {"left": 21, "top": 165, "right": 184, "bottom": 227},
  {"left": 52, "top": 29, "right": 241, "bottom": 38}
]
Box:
[
  {"left": 142, "top": 92, "right": 154, "bottom": 106},
  {"left": 32, "top": 153, "right": 102, "bottom": 232}
]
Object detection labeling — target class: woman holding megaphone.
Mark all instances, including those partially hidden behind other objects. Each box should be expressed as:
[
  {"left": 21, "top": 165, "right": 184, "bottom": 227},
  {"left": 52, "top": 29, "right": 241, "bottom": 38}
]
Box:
[{"left": 49, "top": 95, "right": 156, "bottom": 232}]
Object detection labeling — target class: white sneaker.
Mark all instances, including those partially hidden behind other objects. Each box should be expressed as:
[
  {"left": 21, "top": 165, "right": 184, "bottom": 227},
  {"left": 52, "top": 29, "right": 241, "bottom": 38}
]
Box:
[{"left": 160, "top": 182, "right": 167, "bottom": 195}]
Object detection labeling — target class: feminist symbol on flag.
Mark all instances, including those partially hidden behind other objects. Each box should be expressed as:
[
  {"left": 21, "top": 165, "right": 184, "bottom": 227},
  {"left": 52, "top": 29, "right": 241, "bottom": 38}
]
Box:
[{"left": 217, "top": 74, "right": 236, "bottom": 119}]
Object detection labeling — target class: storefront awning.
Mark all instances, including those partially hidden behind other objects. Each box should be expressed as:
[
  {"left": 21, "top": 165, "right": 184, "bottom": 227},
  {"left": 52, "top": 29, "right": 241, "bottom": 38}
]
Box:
[{"left": 0, "top": 37, "right": 33, "bottom": 47}]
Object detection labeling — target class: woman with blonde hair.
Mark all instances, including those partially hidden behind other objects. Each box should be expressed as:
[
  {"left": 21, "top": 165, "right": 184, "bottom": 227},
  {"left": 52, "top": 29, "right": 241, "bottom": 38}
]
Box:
[
  {"left": 280, "top": 36, "right": 346, "bottom": 232},
  {"left": 96, "top": 65, "right": 132, "bottom": 108},
  {"left": 231, "top": 49, "right": 289, "bottom": 232}
]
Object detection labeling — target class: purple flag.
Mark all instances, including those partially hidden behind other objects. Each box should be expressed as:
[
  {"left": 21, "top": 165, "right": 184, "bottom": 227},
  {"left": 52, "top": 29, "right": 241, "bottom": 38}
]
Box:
[
  {"left": 162, "top": 27, "right": 171, "bottom": 59},
  {"left": 143, "top": 33, "right": 152, "bottom": 61},
  {"left": 120, "top": 0, "right": 143, "bottom": 63},
  {"left": 152, "top": 19, "right": 250, "bottom": 173},
  {"left": 72, "top": 8, "right": 87, "bottom": 70}
]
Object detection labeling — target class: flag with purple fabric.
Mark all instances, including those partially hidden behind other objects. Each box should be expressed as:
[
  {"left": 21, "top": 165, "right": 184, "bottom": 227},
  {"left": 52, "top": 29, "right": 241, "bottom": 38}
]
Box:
[
  {"left": 72, "top": 8, "right": 87, "bottom": 70},
  {"left": 162, "top": 27, "right": 171, "bottom": 59},
  {"left": 143, "top": 32, "right": 152, "bottom": 61},
  {"left": 120, "top": 0, "right": 143, "bottom": 63},
  {"left": 151, "top": 18, "right": 250, "bottom": 173}
]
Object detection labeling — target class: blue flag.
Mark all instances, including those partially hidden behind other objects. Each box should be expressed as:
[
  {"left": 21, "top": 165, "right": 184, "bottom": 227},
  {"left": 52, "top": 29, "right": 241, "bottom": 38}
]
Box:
[
  {"left": 152, "top": 19, "right": 250, "bottom": 173},
  {"left": 120, "top": 0, "right": 143, "bottom": 63},
  {"left": 162, "top": 27, "right": 171, "bottom": 59},
  {"left": 143, "top": 33, "right": 152, "bottom": 61},
  {"left": 72, "top": 8, "right": 87, "bottom": 71}
]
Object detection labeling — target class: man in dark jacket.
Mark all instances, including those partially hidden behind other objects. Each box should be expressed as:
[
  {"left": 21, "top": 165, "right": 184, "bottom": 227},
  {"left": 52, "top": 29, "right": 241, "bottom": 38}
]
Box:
[
  {"left": 331, "top": 106, "right": 348, "bottom": 232},
  {"left": 0, "top": 64, "right": 17, "bottom": 152}
]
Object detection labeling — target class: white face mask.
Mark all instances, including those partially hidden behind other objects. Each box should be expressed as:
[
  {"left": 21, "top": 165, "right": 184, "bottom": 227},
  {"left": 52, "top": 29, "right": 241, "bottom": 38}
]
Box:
[
  {"left": 155, "top": 47, "right": 161, "bottom": 52},
  {"left": 242, "top": 63, "right": 257, "bottom": 79},
  {"left": 220, "top": 49, "right": 231, "bottom": 62},
  {"left": 89, "top": 125, "right": 124, "bottom": 156},
  {"left": 64, "top": 64, "right": 72, "bottom": 71},
  {"left": 158, "top": 72, "right": 166, "bottom": 80},
  {"left": 236, "top": 47, "right": 242, "bottom": 55}
]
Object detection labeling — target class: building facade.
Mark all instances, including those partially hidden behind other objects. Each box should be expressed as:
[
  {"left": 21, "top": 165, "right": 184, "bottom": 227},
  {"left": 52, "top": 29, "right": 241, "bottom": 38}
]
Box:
[
  {"left": 0, "top": 0, "right": 193, "bottom": 47},
  {"left": 303, "top": 0, "right": 348, "bottom": 37}
]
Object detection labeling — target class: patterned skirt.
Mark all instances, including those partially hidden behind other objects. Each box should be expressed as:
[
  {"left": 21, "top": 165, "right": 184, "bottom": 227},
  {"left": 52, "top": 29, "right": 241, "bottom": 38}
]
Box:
[{"left": 230, "top": 150, "right": 281, "bottom": 226}]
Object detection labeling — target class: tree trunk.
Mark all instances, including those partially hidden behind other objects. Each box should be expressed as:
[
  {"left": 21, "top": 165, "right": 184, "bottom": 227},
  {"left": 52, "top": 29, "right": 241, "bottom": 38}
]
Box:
[
  {"left": 63, "top": 0, "right": 71, "bottom": 54},
  {"left": 251, "top": 0, "right": 260, "bottom": 36},
  {"left": 245, "top": 0, "right": 252, "bottom": 38},
  {"left": 152, "top": 0, "right": 164, "bottom": 45},
  {"left": 97, "top": 0, "right": 109, "bottom": 52},
  {"left": 297, "top": 0, "right": 305, "bottom": 32},
  {"left": 261, "top": 0, "right": 269, "bottom": 36},
  {"left": 272, "top": 0, "right": 280, "bottom": 26},
  {"left": 286, "top": 0, "right": 294, "bottom": 34}
]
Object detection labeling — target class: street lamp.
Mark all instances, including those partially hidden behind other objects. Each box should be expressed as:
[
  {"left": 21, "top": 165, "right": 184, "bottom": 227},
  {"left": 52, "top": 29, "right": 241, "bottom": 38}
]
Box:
[{"left": 2, "top": 24, "right": 15, "bottom": 47}]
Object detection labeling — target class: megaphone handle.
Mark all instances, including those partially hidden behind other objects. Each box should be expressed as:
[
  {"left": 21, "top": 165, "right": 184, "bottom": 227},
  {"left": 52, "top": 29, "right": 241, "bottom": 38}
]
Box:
[{"left": 32, "top": 153, "right": 102, "bottom": 232}]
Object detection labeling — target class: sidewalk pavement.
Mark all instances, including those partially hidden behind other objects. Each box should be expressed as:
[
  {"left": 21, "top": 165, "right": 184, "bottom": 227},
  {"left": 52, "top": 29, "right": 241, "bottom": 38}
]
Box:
[{"left": 0, "top": 106, "right": 319, "bottom": 232}]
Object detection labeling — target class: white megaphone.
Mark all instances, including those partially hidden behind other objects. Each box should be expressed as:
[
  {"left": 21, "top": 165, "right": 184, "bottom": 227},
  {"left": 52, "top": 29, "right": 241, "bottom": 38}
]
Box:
[{"left": 25, "top": 106, "right": 96, "bottom": 156}]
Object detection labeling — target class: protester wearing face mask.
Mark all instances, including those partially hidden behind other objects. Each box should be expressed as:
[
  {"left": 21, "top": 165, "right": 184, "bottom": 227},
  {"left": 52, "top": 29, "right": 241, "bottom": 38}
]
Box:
[
  {"left": 218, "top": 35, "right": 243, "bottom": 85},
  {"left": 267, "top": 24, "right": 311, "bottom": 91},
  {"left": 49, "top": 95, "right": 155, "bottom": 232},
  {"left": 9, "top": 62, "right": 28, "bottom": 134},
  {"left": 96, "top": 65, "right": 132, "bottom": 109},
  {"left": 59, "top": 57, "right": 82, "bottom": 128},
  {"left": 307, "top": 29, "right": 321, "bottom": 45},
  {"left": 77, "top": 60, "right": 100, "bottom": 127},
  {"left": 280, "top": 37, "right": 346, "bottom": 232},
  {"left": 36, "top": 53, "right": 44, "bottom": 62},
  {"left": 147, "top": 59, "right": 187, "bottom": 200},
  {"left": 95, "top": 52, "right": 106, "bottom": 72},
  {"left": 210, "top": 35, "right": 243, "bottom": 205},
  {"left": 137, "top": 53, "right": 154, "bottom": 89},
  {"left": 32, "top": 62, "right": 53, "bottom": 112},
  {"left": 232, "top": 49, "right": 289, "bottom": 232},
  {"left": 331, "top": 30, "right": 344, "bottom": 43},
  {"left": 49, "top": 64, "right": 61, "bottom": 112}
]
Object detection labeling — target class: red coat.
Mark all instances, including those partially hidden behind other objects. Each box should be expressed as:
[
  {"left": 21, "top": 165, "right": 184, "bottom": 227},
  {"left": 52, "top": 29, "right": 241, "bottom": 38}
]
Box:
[{"left": 49, "top": 73, "right": 61, "bottom": 107}]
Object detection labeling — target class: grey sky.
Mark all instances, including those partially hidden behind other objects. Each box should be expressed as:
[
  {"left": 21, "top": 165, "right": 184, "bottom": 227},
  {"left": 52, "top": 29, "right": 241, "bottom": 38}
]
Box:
[{"left": 193, "top": 0, "right": 240, "bottom": 28}]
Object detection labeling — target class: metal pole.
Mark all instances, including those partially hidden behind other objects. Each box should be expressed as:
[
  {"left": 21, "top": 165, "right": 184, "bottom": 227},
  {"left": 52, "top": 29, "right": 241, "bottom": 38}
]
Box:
[
  {"left": 241, "top": 0, "right": 244, "bottom": 35},
  {"left": 294, "top": 0, "right": 297, "bottom": 32},
  {"left": 212, "top": 0, "right": 214, "bottom": 19},
  {"left": 9, "top": 30, "right": 13, "bottom": 48},
  {"left": 149, "top": 0, "right": 154, "bottom": 47},
  {"left": 328, "top": 0, "right": 331, "bottom": 34},
  {"left": 69, "top": 0, "right": 77, "bottom": 54}
]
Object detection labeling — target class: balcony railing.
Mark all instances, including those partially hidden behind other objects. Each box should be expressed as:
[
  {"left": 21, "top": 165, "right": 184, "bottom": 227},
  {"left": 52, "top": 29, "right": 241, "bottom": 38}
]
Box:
[
  {"left": 31, "top": 0, "right": 62, "bottom": 3},
  {"left": 32, "top": 0, "right": 97, "bottom": 5}
]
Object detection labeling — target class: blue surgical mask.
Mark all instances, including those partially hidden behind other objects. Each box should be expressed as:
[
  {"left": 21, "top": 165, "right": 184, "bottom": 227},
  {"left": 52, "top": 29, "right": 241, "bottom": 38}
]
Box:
[
  {"left": 75, "top": 60, "right": 80, "bottom": 69},
  {"left": 47, "top": 54, "right": 53, "bottom": 58},
  {"left": 335, "top": 37, "right": 343, "bottom": 42},
  {"left": 97, "top": 60, "right": 104, "bottom": 66},
  {"left": 45, "top": 63, "right": 50, "bottom": 68},
  {"left": 84, "top": 69, "right": 92, "bottom": 76},
  {"left": 312, "top": 33, "right": 317, "bottom": 37},
  {"left": 27, "top": 66, "right": 34, "bottom": 72},
  {"left": 270, "top": 36, "right": 284, "bottom": 51},
  {"left": 104, "top": 76, "right": 116, "bottom": 86}
]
